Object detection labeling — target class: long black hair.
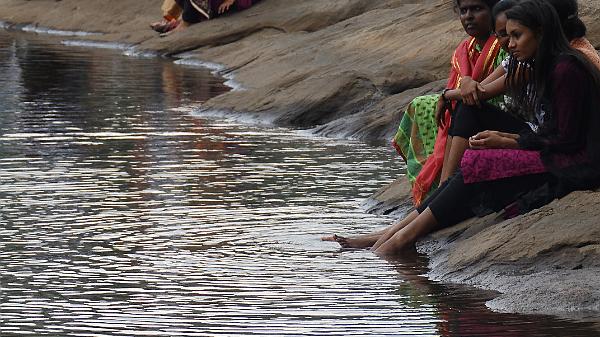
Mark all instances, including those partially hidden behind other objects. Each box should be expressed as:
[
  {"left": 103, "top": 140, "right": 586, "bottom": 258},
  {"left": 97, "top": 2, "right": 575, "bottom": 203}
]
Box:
[
  {"left": 454, "top": 0, "right": 501, "bottom": 10},
  {"left": 504, "top": 0, "right": 600, "bottom": 120},
  {"left": 546, "top": 0, "right": 587, "bottom": 41}
]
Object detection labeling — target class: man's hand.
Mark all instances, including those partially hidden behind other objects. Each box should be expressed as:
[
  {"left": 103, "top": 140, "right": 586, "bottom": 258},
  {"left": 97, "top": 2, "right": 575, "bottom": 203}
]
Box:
[
  {"left": 218, "top": 0, "right": 236, "bottom": 14},
  {"left": 460, "top": 76, "right": 486, "bottom": 106}
]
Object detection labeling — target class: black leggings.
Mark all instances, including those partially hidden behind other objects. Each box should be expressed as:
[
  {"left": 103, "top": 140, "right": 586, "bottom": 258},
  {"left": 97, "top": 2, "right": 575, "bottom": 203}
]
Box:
[
  {"left": 417, "top": 103, "right": 552, "bottom": 227},
  {"left": 416, "top": 170, "right": 552, "bottom": 228},
  {"left": 449, "top": 102, "right": 527, "bottom": 138}
]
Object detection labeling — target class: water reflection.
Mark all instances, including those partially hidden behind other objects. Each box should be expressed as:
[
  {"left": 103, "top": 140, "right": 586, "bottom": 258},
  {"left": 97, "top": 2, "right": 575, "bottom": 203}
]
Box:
[{"left": 0, "top": 30, "right": 599, "bottom": 336}]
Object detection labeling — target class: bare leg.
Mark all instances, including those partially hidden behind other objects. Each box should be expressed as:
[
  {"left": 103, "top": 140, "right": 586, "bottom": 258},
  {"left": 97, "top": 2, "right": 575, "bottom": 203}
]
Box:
[
  {"left": 440, "top": 136, "right": 469, "bottom": 183},
  {"left": 370, "top": 210, "right": 420, "bottom": 251},
  {"left": 439, "top": 135, "right": 453, "bottom": 183},
  {"left": 320, "top": 233, "right": 382, "bottom": 249},
  {"left": 322, "top": 210, "right": 419, "bottom": 249},
  {"left": 373, "top": 208, "right": 438, "bottom": 256}
]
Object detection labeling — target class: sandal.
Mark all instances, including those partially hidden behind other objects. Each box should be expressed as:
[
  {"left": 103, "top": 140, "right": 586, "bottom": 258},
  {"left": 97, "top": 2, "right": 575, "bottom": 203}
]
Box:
[
  {"left": 151, "top": 19, "right": 180, "bottom": 34},
  {"left": 150, "top": 19, "right": 169, "bottom": 32},
  {"left": 159, "top": 20, "right": 181, "bottom": 37}
]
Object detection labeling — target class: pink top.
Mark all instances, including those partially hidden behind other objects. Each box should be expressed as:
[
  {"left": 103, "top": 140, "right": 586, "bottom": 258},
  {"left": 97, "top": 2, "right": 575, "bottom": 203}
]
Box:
[{"left": 461, "top": 149, "right": 546, "bottom": 184}]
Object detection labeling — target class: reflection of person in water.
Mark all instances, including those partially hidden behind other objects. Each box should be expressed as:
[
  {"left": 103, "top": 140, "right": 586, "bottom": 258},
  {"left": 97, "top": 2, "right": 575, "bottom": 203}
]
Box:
[{"left": 159, "top": 62, "right": 229, "bottom": 107}]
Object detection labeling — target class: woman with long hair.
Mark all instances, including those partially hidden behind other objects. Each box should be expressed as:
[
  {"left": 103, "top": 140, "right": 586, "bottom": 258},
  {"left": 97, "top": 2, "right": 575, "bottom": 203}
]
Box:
[
  {"left": 439, "top": 0, "right": 600, "bottom": 182},
  {"left": 324, "top": 0, "right": 600, "bottom": 255}
]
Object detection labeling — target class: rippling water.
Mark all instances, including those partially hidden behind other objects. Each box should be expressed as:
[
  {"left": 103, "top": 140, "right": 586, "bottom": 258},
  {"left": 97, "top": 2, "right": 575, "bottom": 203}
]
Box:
[{"left": 1, "top": 30, "right": 599, "bottom": 337}]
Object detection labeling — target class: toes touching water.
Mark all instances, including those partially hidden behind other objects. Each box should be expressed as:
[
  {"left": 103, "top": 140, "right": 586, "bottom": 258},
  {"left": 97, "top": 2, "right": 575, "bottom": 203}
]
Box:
[
  {"left": 321, "top": 234, "right": 376, "bottom": 249},
  {"left": 321, "top": 234, "right": 348, "bottom": 247}
]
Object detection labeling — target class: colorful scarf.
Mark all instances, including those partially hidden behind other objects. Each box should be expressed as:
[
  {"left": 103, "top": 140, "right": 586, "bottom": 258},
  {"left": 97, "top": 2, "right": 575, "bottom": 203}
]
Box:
[{"left": 412, "top": 35, "right": 502, "bottom": 205}]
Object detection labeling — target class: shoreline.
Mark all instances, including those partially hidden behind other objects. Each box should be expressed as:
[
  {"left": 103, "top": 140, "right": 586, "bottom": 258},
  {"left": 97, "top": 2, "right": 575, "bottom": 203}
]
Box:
[{"left": 2, "top": 0, "right": 600, "bottom": 327}]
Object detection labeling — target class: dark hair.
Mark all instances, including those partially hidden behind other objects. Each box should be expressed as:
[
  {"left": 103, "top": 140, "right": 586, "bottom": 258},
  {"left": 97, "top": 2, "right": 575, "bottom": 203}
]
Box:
[
  {"left": 454, "top": 0, "right": 501, "bottom": 11},
  {"left": 505, "top": 0, "right": 600, "bottom": 120},
  {"left": 492, "top": 0, "right": 517, "bottom": 22},
  {"left": 545, "top": 0, "right": 587, "bottom": 40}
]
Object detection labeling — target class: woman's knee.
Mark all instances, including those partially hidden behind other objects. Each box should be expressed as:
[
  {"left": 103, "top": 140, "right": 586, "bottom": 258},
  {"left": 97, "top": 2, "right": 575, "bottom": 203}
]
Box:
[{"left": 450, "top": 103, "right": 483, "bottom": 138}]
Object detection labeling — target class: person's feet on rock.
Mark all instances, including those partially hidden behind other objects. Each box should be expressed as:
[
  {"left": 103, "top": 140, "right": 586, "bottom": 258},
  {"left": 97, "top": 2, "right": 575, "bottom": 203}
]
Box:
[
  {"left": 150, "top": 19, "right": 169, "bottom": 32},
  {"left": 151, "top": 19, "right": 180, "bottom": 34},
  {"left": 159, "top": 20, "right": 186, "bottom": 37}
]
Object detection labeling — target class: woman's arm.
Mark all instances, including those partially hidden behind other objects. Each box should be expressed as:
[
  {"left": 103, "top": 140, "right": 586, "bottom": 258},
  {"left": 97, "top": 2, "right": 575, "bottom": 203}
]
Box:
[
  {"left": 443, "top": 65, "right": 506, "bottom": 104},
  {"left": 443, "top": 74, "right": 507, "bottom": 105},
  {"left": 481, "top": 65, "right": 506, "bottom": 86}
]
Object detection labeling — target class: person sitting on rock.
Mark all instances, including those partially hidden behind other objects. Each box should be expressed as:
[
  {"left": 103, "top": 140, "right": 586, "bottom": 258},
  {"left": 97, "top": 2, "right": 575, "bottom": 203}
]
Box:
[
  {"left": 436, "top": 0, "right": 600, "bottom": 185},
  {"left": 323, "top": 0, "right": 600, "bottom": 256},
  {"left": 160, "top": 0, "right": 256, "bottom": 36},
  {"left": 391, "top": 0, "right": 507, "bottom": 206}
]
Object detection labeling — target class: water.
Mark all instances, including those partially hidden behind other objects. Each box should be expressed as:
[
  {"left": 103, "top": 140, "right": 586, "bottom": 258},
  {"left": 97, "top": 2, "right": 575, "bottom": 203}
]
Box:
[{"left": 0, "top": 30, "right": 598, "bottom": 336}]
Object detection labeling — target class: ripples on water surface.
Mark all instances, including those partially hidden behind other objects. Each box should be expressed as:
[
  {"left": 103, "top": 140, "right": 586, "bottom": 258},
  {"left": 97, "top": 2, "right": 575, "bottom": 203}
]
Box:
[{"left": 0, "top": 30, "right": 599, "bottom": 337}]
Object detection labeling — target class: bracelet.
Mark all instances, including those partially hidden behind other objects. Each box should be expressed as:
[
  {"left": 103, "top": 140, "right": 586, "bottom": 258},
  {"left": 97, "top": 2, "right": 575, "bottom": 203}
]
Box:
[{"left": 441, "top": 88, "right": 451, "bottom": 101}]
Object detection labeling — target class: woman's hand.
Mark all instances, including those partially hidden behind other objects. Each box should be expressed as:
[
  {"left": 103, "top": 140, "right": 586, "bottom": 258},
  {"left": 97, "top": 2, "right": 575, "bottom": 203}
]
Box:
[
  {"left": 469, "top": 130, "right": 519, "bottom": 149},
  {"left": 218, "top": 0, "right": 236, "bottom": 14},
  {"left": 460, "top": 76, "right": 486, "bottom": 106}
]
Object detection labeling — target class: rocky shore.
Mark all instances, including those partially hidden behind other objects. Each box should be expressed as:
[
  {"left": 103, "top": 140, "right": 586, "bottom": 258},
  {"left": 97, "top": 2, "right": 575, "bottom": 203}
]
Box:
[{"left": 2, "top": 0, "right": 600, "bottom": 325}]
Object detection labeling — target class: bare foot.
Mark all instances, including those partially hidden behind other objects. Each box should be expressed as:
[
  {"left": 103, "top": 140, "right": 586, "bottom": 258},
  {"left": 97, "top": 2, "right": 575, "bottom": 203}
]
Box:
[
  {"left": 321, "top": 234, "right": 349, "bottom": 247},
  {"left": 321, "top": 235, "right": 338, "bottom": 242},
  {"left": 373, "top": 244, "right": 416, "bottom": 258},
  {"left": 321, "top": 234, "right": 375, "bottom": 249}
]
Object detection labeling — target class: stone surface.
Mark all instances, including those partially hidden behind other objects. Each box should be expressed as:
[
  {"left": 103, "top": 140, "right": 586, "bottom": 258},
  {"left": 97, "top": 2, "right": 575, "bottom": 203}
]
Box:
[
  {"left": 419, "top": 191, "right": 600, "bottom": 321},
  {"left": 2, "top": 0, "right": 600, "bottom": 323}
]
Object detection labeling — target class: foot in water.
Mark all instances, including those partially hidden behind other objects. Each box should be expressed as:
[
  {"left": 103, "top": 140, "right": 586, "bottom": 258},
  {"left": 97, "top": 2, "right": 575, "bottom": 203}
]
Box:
[{"left": 321, "top": 234, "right": 373, "bottom": 249}]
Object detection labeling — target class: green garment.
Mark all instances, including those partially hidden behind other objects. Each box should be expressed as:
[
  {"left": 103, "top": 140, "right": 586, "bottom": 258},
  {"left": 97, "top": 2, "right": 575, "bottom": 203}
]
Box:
[{"left": 393, "top": 49, "right": 508, "bottom": 185}]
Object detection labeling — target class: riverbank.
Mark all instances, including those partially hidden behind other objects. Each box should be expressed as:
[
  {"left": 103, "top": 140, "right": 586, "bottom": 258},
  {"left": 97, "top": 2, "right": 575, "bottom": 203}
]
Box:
[{"left": 2, "top": 0, "right": 600, "bottom": 325}]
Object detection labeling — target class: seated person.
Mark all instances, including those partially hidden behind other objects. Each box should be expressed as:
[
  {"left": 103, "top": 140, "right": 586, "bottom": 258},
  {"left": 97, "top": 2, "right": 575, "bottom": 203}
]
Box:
[
  {"left": 391, "top": 0, "right": 507, "bottom": 206},
  {"left": 163, "top": 0, "right": 255, "bottom": 36},
  {"left": 440, "top": 0, "right": 600, "bottom": 183},
  {"left": 324, "top": 0, "right": 600, "bottom": 255}
]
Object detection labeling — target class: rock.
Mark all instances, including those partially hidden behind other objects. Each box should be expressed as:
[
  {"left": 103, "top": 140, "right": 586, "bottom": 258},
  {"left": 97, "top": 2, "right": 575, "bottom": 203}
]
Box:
[
  {"left": 2, "top": 0, "right": 600, "bottom": 323},
  {"left": 419, "top": 191, "right": 600, "bottom": 320}
]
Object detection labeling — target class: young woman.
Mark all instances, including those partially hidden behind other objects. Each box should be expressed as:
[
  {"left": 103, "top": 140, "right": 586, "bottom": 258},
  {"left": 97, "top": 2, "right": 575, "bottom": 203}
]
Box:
[
  {"left": 548, "top": 0, "right": 600, "bottom": 69},
  {"left": 391, "top": 0, "right": 506, "bottom": 205},
  {"left": 436, "top": 0, "right": 600, "bottom": 190},
  {"left": 324, "top": 0, "right": 600, "bottom": 255},
  {"left": 436, "top": 0, "right": 517, "bottom": 183}
]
